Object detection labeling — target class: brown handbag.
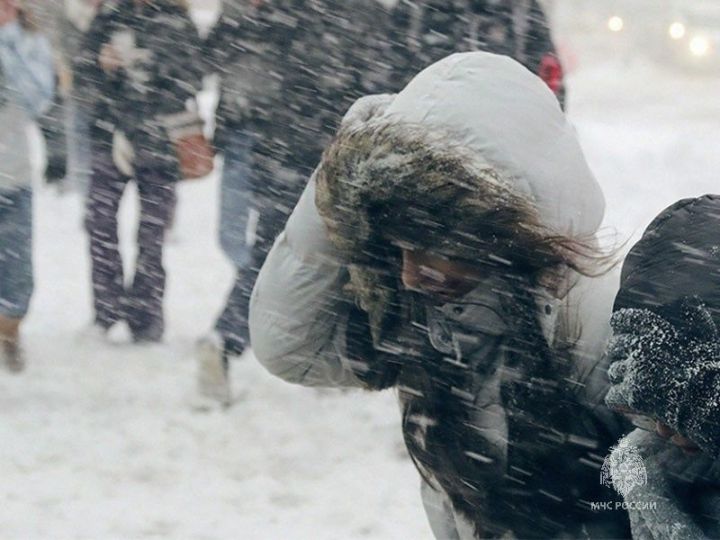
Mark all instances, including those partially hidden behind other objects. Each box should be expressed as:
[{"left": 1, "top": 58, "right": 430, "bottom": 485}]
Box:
[
  {"left": 160, "top": 111, "right": 215, "bottom": 180},
  {"left": 175, "top": 132, "right": 215, "bottom": 180}
]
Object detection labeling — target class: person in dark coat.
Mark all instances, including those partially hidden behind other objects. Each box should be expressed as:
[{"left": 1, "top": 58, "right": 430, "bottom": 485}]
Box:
[
  {"left": 387, "top": 0, "right": 566, "bottom": 106},
  {"left": 605, "top": 195, "right": 720, "bottom": 539},
  {"left": 78, "top": 0, "right": 203, "bottom": 342},
  {"left": 196, "top": 0, "right": 390, "bottom": 403}
]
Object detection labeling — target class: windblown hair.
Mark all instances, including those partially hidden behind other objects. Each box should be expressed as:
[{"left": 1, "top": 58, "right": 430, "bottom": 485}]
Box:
[
  {"left": 316, "top": 120, "right": 609, "bottom": 343},
  {"left": 316, "top": 120, "right": 618, "bottom": 537},
  {"left": 17, "top": 4, "right": 37, "bottom": 32}
]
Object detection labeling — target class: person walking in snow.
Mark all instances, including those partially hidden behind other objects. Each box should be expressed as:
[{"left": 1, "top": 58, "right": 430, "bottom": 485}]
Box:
[
  {"left": 248, "top": 52, "right": 631, "bottom": 539},
  {"left": 605, "top": 195, "right": 720, "bottom": 539},
  {"left": 0, "top": 0, "right": 55, "bottom": 371},
  {"left": 78, "top": 0, "right": 204, "bottom": 343},
  {"left": 195, "top": 0, "right": 391, "bottom": 404}
]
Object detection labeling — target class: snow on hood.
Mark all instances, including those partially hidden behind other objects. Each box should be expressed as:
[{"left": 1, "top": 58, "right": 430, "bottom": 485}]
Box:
[{"left": 382, "top": 52, "right": 605, "bottom": 239}]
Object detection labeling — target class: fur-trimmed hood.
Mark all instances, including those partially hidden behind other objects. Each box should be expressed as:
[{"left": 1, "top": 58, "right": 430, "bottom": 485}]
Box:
[
  {"left": 316, "top": 53, "right": 606, "bottom": 345},
  {"left": 318, "top": 52, "right": 604, "bottom": 244}
]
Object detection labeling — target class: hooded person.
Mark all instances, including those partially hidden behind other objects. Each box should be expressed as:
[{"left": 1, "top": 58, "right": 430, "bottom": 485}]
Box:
[
  {"left": 605, "top": 195, "right": 720, "bottom": 539},
  {"left": 249, "top": 52, "right": 630, "bottom": 539}
]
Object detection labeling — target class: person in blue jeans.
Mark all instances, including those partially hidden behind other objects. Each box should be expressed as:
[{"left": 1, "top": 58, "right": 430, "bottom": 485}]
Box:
[
  {"left": 0, "top": 1, "right": 55, "bottom": 372},
  {"left": 214, "top": 130, "right": 254, "bottom": 347},
  {"left": 194, "top": 126, "right": 255, "bottom": 404}
]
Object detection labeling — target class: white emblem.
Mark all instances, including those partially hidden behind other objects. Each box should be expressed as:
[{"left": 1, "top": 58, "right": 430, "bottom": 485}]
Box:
[{"left": 600, "top": 444, "right": 648, "bottom": 497}]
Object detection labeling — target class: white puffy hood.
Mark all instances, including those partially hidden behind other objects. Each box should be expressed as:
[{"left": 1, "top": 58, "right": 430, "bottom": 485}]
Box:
[{"left": 382, "top": 52, "right": 604, "bottom": 238}]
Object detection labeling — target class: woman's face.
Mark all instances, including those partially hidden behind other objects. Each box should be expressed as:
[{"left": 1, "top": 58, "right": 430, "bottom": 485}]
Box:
[{"left": 401, "top": 249, "right": 484, "bottom": 303}]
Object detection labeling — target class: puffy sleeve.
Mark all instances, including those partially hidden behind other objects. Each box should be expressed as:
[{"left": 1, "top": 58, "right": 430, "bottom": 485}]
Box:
[{"left": 249, "top": 175, "right": 366, "bottom": 388}]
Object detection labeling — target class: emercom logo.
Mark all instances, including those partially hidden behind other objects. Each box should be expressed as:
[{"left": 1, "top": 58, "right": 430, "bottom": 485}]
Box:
[{"left": 600, "top": 444, "right": 648, "bottom": 497}]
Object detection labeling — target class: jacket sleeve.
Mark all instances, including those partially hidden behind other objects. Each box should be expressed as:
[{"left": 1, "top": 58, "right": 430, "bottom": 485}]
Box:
[
  {"left": 563, "top": 268, "right": 631, "bottom": 438},
  {"left": 249, "top": 175, "right": 366, "bottom": 388},
  {"left": 0, "top": 22, "right": 54, "bottom": 118},
  {"left": 148, "top": 10, "right": 204, "bottom": 117}
]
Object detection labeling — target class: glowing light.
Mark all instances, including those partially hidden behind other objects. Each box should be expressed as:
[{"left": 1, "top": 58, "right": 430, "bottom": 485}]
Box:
[
  {"left": 608, "top": 16, "right": 624, "bottom": 33},
  {"left": 690, "top": 35, "right": 711, "bottom": 57},
  {"left": 669, "top": 22, "right": 686, "bottom": 40}
]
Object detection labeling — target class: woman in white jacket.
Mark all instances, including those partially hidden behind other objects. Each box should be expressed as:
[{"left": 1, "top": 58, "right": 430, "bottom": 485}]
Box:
[
  {"left": 0, "top": 1, "right": 54, "bottom": 371},
  {"left": 249, "top": 53, "right": 629, "bottom": 539}
]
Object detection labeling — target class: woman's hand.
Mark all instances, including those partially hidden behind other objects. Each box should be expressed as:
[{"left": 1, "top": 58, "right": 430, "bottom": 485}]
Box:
[
  {"left": 99, "top": 43, "right": 124, "bottom": 73},
  {"left": 0, "top": 0, "right": 18, "bottom": 27}
]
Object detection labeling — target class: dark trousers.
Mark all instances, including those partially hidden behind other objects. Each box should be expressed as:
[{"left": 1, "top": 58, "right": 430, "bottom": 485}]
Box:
[{"left": 85, "top": 147, "right": 176, "bottom": 340}]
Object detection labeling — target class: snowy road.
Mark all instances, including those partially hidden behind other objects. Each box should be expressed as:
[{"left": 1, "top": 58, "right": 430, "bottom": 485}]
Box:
[{"left": 3, "top": 26, "right": 720, "bottom": 540}]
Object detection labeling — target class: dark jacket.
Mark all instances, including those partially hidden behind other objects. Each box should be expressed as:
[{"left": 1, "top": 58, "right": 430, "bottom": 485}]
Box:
[
  {"left": 612, "top": 194, "right": 720, "bottom": 456},
  {"left": 206, "top": 0, "right": 564, "bottom": 205},
  {"left": 76, "top": 0, "right": 204, "bottom": 170},
  {"left": 205, "top": 0, "right": 382, "bottom": 171},
  {"left": 385, "top": 0, "right": 565, "bottom": 103},
  {"left": 608, "top": 195, "right": 720, "bottom": 539}
]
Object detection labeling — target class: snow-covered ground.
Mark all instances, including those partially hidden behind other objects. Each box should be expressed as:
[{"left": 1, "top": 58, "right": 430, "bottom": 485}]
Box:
[{"left": 3, "top": 10, "right": 720, "bottom": 540}]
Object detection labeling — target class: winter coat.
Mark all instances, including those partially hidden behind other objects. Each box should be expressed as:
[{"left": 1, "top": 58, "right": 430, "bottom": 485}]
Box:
[
  {"left": 76, "top": 0, "right": 204, "bottom": 170},
  {"left": 615, "top": 195, "right": 720, "bottom": 328},
  {"left": 0, "top": 20, "right": 54, "bottom": 191},
  {"left": 205, "top": 1, "right": 383, "bottom": 174},
  {"left": 386, "top": 0, "right": 565, "bottom": 104},
  {"left": 249, "top": 53, "right": 630, "bottom": 539},
  {"left": 205, "top": 0, "right": 563, "bottom": 210}
]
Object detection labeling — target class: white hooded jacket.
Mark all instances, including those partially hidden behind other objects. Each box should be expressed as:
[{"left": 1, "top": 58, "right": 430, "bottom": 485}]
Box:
[{"left": 249, "top": 53, "right": 625, "bottom": 539}]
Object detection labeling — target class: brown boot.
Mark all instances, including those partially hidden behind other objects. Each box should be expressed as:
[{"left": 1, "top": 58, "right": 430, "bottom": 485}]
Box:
[{"left": 0, "top": 315, "right": 24, "bottom": 373}]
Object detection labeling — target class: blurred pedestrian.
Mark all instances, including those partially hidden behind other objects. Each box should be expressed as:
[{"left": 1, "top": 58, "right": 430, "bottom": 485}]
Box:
[
  {"left": 387, "top": 0, "right": 566, "bottom": 105},
  {"left": 195, "top": 0, "right": 387, "bottom": 404},
  {"left": 0, "top": 0, "right": 55, "bottom": 371},
  {"left": 78, "top": 0, "right": 204, "bottom": 343}
]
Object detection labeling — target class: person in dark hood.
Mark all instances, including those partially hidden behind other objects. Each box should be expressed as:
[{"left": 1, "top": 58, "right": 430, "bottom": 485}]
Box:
[
  {"left": 78, "top": 0, "right": 204, "bottom": 342},
  {"left": 605, "top": 195, "right": 720, "bottom": 539},
  {"left": 249, "top": 53, "right": 630, "bottom": 539}
]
